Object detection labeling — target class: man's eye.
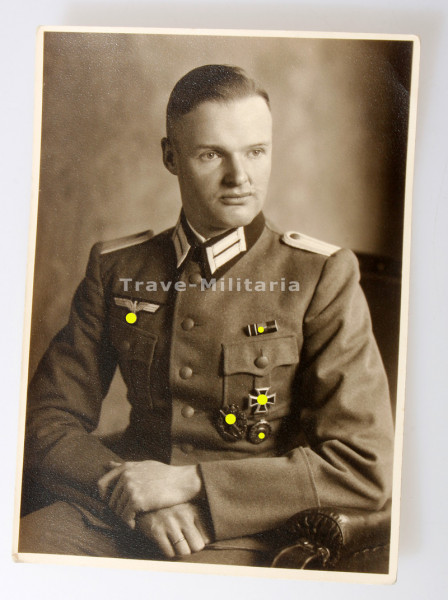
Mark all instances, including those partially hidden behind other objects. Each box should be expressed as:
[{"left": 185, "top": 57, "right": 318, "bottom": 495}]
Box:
[
  {"left": 200, "top": 151, "right": 219, "bottom": 161},
  {"left": 248, "top": 149, "right": 265, "bottom": 158}
]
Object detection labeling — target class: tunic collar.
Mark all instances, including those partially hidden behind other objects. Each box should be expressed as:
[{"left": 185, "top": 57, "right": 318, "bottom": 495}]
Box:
[{"left": 172, "top": 211, "right": 265, "bottom": 278}]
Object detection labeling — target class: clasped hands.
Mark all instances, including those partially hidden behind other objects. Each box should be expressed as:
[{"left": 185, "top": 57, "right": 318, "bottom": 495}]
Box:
[{"left": 97, "top": 460, "right": 211, "bottom": 557}]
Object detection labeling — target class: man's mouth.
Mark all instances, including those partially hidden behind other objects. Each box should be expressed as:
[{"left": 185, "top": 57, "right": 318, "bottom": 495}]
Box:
[{"left": 220, "top": 193, "right": 252, "bottom": 204}]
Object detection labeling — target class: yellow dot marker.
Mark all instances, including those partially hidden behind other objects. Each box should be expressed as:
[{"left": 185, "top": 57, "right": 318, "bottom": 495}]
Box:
[
  {"left": 225, "top": 414, "right": 237, "bottom": 425},
  {"left": 258, "top": 432, "right": 266, "bottom": 440},
  {"left": 257, "top": 326, "right": 265, "bottom": 333},
  {"left": 257, "top": 394, "right": 268, "bottom": 405},
  {"left": 126, "top": 312, "right": 137, "bottom": 324}
]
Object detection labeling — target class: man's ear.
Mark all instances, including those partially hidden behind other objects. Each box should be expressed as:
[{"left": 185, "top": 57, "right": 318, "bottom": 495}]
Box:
[{"left": 161, "top": 137, "right": 178, "bottom": 175}]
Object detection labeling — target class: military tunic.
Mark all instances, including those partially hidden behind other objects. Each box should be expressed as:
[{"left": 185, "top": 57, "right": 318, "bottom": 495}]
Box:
[{"left": 24, "top": 212, "right": 394, "bottom": 543}]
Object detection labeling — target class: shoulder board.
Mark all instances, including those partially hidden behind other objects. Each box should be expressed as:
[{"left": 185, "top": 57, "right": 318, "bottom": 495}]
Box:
[
  {"left": 99, "top": 230, "right": 153, "bottom": 255},
  {"left": 281, "top": 231, "right": 340, "bottom": 257}
]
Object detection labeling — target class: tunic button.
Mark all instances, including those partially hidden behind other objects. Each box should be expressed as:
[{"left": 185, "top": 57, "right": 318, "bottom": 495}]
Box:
[
  {"left": 255, "top": 355, "right": 269, "bottom": 369},
  {"left": 182, "top": 405, "right": 195, "bottom": 418},
  {"left": 179, "top": 366, "right": 193, "bottom": 379},
  {"left": 181, "top": 318, "right": 195, "bottom": 331},
  {"left": 189, "top": 273, "right": 203, "bottom": 285},
  {"left": 181, "top": 443, "right": 194, "bottom": 455},
  {"left": 121, "top": 340, "right": 131, "bottom": 352}
]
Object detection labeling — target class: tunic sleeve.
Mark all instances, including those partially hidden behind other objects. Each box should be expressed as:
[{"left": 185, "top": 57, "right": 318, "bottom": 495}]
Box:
[{"left": 24, "top": 243, "right": 122, "bottom": 508}]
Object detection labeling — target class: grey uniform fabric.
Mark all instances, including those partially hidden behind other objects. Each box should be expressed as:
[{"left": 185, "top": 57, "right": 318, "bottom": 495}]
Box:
[{"left": 20, "top": 212, "right": 394, "bottom": 560}]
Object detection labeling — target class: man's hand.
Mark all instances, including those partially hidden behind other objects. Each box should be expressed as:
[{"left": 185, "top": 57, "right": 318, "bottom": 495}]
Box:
[
  {"left": 136, "top": 502, "right": 212, "bottom": 558},
  {"left": 97, "top": 460, "right": 203, "bottom": 528}
]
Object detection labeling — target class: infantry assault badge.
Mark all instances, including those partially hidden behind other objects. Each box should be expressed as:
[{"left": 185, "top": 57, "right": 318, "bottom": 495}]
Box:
[{"left": 217, "top": 404, "right": 248, "bottom": 442}]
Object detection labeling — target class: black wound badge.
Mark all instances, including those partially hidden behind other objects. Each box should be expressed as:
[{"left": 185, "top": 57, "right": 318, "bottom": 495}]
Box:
[{"left": 248, "top": 420, "right": 272, "bottom": 444}]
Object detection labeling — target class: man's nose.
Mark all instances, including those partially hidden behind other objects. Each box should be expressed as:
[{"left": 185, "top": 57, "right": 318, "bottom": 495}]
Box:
[{"left": 223, "top": 155, "right": 249, "bottom": 187}]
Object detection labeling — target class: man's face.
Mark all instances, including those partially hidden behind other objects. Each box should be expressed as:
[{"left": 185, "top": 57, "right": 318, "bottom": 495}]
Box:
[{"left": 163, "top": 95, "right": 272, "bottom": 238}]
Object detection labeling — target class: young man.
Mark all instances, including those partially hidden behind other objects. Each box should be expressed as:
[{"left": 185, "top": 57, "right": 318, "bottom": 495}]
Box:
[{"left": 19, "top": 65, "right": 394, "bottom": 566}]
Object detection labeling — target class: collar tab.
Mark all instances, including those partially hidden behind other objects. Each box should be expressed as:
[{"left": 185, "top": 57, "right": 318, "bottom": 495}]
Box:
[{"left": 172, "top": 211, "right": 265, "bottom": 277}]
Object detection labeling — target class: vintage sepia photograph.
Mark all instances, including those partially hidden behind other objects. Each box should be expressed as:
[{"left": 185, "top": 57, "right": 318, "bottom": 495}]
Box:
[{"left": 14, "top": 27, "right": 419, "bottom": 582}]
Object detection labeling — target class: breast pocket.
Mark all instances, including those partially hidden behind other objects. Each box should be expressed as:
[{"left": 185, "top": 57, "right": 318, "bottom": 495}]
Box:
[
  {"left": 222, "top": 335, "right": 299, "bottom": 418},
  {"left": 108, "top": 317, "right": 158, "bottom": 408}
]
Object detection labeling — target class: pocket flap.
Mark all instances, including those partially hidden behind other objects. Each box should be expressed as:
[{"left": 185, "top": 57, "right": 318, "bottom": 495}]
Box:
[{"left": 223, "top": 335, "right": 299, "bottom": 376}]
